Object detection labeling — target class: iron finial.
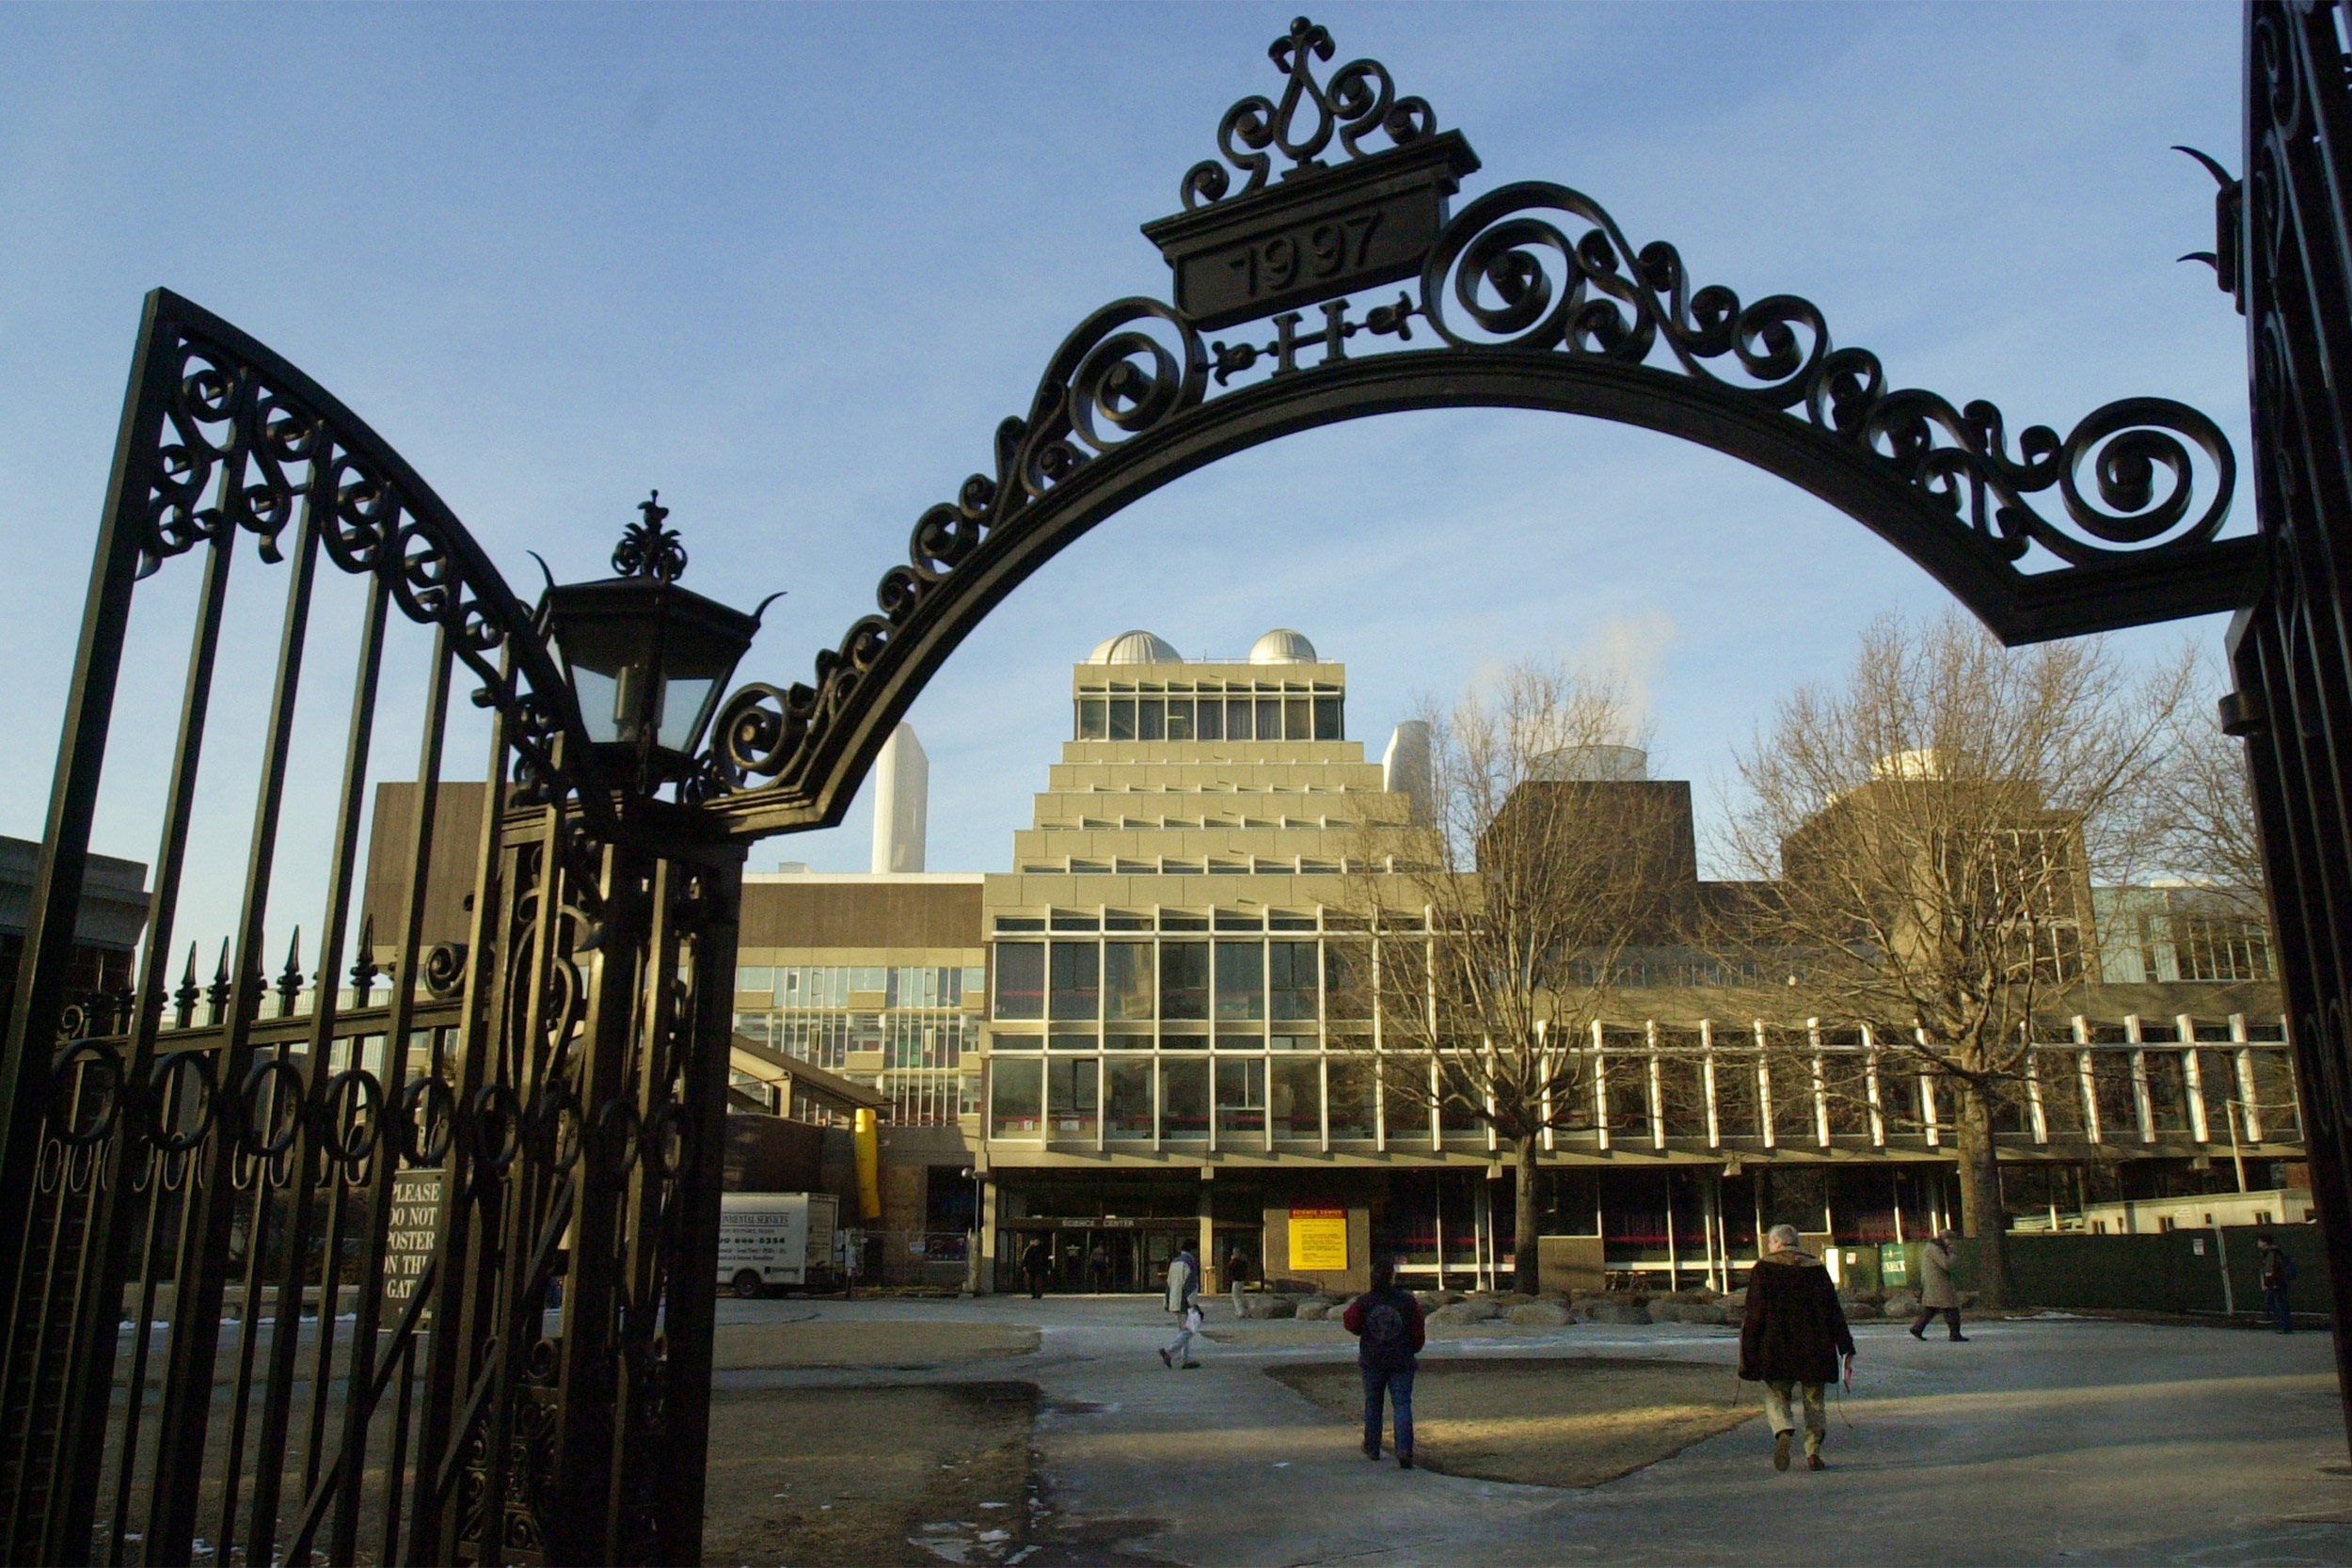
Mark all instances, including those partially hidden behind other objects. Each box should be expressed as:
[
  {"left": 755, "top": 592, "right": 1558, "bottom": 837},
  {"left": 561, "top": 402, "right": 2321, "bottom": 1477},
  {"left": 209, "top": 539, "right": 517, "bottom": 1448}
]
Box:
[{"left": 614, "top": 489, "right": 688, "bottom": 582}]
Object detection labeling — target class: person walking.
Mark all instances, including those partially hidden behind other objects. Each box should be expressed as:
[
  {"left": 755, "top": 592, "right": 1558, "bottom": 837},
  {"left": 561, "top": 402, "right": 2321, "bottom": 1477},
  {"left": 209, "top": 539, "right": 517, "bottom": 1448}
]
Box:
[
  {"left": 2257, "top": 1233, "right": 2299, "bottom": 1334},
  {"left": 1908, "top": 1229, "right": 1968, "bottom": 1341},
  {"left": 1160, "top": 1243, "right": 1204, "bottom": 1369},
  {"left": 1089, "top": 1241, "right": 1111, "bottom": 1293},
  {"left": 1343, "top": 1259, "right": 1426, "bottom": 1468},
  {"left": 1739, "top": 1223, "right": 1856, "bottom": 1473},
  {"left": 1228, "top": 1246, "right": 1252, "bottom": 1314},
  {"left": 1160, "top": 1298, "right": 1205, "bottom": 1369},
  {"left": 1021, "top": 1237, "right": 1051, "bottom": 1301}
]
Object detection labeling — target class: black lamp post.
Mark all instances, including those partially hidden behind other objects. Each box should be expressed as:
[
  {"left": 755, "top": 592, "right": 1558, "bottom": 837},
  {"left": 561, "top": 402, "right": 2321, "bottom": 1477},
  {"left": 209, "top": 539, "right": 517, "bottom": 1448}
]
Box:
[{"left": 542, "top": 492, "right": 765, "bottom": 794}]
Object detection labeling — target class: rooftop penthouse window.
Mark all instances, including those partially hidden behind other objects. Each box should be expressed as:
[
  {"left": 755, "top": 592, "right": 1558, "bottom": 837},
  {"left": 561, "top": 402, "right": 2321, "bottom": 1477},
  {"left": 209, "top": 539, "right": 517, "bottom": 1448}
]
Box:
[{"left": 1074, "top": 685, "right": 1343, "bottom": 742}]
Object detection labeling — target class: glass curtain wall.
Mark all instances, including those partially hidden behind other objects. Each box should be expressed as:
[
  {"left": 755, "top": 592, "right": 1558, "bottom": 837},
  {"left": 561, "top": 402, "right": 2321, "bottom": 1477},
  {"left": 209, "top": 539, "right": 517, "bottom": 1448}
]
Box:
[{"left": 982, "top": 922, "right": 2298, "bottom": 1157}]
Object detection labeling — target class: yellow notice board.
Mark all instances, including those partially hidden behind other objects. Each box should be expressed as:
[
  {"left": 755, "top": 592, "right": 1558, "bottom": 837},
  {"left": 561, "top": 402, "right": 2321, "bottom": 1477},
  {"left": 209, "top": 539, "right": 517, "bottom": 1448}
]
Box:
[{"left": 1288, "top": 1207, "right": 1349, "bottom": 1272}]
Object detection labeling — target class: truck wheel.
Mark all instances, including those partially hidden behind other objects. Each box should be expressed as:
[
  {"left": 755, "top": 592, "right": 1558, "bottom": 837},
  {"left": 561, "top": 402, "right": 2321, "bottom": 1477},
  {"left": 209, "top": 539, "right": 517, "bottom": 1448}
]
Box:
[{"left": 732, "top": 1270, "right": 765, "bottom": 1300}]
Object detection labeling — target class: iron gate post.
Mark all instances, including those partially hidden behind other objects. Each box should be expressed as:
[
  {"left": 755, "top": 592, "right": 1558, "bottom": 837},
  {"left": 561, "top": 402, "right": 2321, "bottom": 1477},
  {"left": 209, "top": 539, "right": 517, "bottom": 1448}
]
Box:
[{"left": 2228, "top": 0, "right": 2352, "bottom": 1460}]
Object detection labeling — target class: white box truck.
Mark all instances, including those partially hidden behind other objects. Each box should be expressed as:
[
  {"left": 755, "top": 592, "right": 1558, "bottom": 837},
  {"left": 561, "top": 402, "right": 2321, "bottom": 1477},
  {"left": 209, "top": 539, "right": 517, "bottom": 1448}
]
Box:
[{"left": 718, "top": 1193, "right": 839, "bottom": 1297}]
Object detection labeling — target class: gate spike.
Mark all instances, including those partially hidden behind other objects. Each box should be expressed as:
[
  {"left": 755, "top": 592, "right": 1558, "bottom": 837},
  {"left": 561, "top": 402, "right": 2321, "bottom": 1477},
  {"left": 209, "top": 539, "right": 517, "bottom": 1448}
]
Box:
[
  {"left": 174, "top": 941, "right": 200, "bottom": 1030},
  {"left": 208, "top": 938, "right": 232, "bottom": 1023},
  {"left": 349, "top": 914, "right": 379, "bottom": 1008},
  {"left": 278, "top": 927, "right": 305, "bottom": 1018}
]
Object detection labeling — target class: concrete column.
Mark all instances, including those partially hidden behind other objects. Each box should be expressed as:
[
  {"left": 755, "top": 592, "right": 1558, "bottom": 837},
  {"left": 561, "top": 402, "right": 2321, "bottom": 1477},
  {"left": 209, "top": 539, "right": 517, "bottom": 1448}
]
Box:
[
  {"left": 1199, "top": 1169, "right": 1216, "bottom": 1293},
  {"left": 870, "top": 722, "right": 929, "bottom": 873},
  {"left": 978, "top": 1178, "right": 1000, "bottom": 1294}
]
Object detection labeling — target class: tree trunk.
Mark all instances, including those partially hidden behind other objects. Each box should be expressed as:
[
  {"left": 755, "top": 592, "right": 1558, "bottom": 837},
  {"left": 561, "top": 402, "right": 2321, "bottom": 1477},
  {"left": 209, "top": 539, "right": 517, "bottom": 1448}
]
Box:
[
  {"left": 1953, "top": 1083, "right": 2012, "bottom": 1309},
  {"left": 1514, "top": 1133, "right": 1543, "bottom": 1295}
]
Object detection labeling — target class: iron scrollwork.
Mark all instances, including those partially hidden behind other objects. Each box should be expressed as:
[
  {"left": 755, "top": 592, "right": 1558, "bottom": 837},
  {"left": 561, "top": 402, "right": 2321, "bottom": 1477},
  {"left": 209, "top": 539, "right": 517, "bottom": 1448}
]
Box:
[
  {"left": 1180, "top": 14, "right": 1435, "bottom": 211},
  {"left": 1417, "top": 182, "right": 2237, "bottom": 568},
  {"left": 133, "top": 292, "right": 603, "bottom": 818},
  {"left": 702, "top": 296, "right": 1208, "bottom": 797},
  {"left": 700, "top": 12, "right": 2245, "bottom": 833}
]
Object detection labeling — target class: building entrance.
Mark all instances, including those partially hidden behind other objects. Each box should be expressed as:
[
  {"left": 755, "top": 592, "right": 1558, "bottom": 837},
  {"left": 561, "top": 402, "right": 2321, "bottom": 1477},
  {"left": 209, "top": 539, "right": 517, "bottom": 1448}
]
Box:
[{"left": 999, "top": 1219, "right": 1194, "bottom": 1293}]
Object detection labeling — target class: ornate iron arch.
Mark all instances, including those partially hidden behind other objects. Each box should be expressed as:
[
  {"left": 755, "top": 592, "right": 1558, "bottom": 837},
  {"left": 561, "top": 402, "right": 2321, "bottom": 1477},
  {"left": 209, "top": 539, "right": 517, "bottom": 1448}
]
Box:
[{"left": 705, "top": 14, "right": 2249, "bottom": 839}]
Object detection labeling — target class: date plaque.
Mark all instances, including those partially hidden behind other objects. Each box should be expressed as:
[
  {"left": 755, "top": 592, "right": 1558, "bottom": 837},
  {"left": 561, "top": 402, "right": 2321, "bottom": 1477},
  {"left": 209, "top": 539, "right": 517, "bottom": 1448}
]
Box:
[{"left": 1142, "top": 132, "right": 1482, "bottom": 332}]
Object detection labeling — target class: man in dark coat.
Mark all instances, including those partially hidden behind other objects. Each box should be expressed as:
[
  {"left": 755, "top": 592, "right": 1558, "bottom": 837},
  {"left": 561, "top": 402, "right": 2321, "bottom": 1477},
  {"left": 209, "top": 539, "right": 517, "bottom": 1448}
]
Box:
[
  {"left": 1021, "top": 1237, "right": 1051, "bottom": 1300},
  {"left": 1738, "top": 1224, "right": 1856, "bottom": 1472},
  {"left": 1343, "top": 1259, "right": 1427, "bottom": 1468}
]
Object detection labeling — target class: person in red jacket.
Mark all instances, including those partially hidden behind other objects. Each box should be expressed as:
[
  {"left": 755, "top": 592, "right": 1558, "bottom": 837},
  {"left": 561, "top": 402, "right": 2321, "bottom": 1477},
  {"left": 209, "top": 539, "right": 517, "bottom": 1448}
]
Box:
[{"left": 1343, "top": 1259, "right": 1427, "bottom": 1468}]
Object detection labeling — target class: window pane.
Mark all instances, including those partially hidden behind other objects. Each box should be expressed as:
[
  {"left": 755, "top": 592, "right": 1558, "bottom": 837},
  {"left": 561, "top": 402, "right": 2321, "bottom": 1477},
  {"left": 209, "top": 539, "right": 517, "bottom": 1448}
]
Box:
[
  {"left": 737, "top": 965, "right": 774, "bottom": 996},
  {"left": 1109, "top": 699, "right": 1136, "bottom": 740},
  {"left": 1257, "top": 698, "right": 1281, "bottom": 740},
  {"left": 2146, "top": 1050, "right": 2190, "bottom": 1132},
  {"left": 2251, "top": 1050, "right": 2300, "bottom": 1136},
  {"left": 1285, "top": 697, "right": 1310, "bottom": 741},
  {"left": 1712, "top": 1052, "right": 1758, "bottom": 1138},
  {"left": 992, "top": 1032, "right": 1041, "bottom": 1051},
  {"left": 1196, "top": 698, "right": 1222, "bottom": 741},
  {"left": 993, "top": 943, "right": 1044, "bottom": 1019},
  {"left": 1161, "top": 1058, "right": 1209, "bottom": 1139},
  {"left": 1226, "top": 698, "right": 1253, "bottom": 741},
  {"left": 2091, "top": 1053, "right": 2137, "bottom": 1137},
  {"left": 1327, "top": 1053, "right": 1375, "bottom": 1138},
  {"left": 1048, "top": 1057, "right": 1099, "bottom": 1139},
  {"left": 1050, "top": 942, "right": 1100, "bottom": 1021},
  {"left": 1077, "top": 698, "right": 1107, "bottom": 740},
  {"left": 1160, "top": 942, "right": 1209, "bottom": 1021},
  {"left": 1139, "top": 699, "right": 1165, "bottom": 740},
  {"left": 1270, "top": 941, "right": 1318, "bottom": 1021},
  {"left": 2037, "top": 1051, "right": 2086, "bottom": 1133},
  {"left": 1106, "top": 1059, "right": 1153, "bottom": 1140},
  {"left": 1165, "top": 700, "right": 1193, "bottom": 741},
  {"left": 1324, "top": 943, "right": 1371, "bottom": 1019},
  {"left": 1313, "top": 695, "right": 1342, "bottom": 740},
  {"left": 991, "top": 1058, "right": 1042, "bottom": 1138},
  {"left": 1215, "top": 941, "right": 1264, "bottom": 1022},
  {"left": 850, "top": 967, "right": 886, "bottom": 991},
  {"left": 1272, "top": 1059, "right": 1322, "bottom": 1141},
  {"left": 1216, "top": 1059, "right": 1265, "bottom": 1136},
  {"left": 1104, "top": 942, "right": 1154, "bottom": 1021}
]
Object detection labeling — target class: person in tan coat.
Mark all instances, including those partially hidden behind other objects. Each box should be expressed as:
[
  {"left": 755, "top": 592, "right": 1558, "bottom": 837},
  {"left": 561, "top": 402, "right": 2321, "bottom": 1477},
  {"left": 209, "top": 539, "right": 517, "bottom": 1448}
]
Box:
[{"left": 1908, "top": 1230, "right": 1968, "bottom": 1341}]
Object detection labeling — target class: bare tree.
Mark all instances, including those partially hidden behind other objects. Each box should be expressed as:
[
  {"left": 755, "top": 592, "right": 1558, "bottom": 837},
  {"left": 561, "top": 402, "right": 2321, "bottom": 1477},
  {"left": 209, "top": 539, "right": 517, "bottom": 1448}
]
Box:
[
  {"left": 1716, "top": 610, "right": 2191, "bottom": 1307},
  {"left": 1334, "top": 661, "right": 1687, "bottom": 1293},
  {"left": 2139, "top": 648, "right": 2270, "bottom": 926}
]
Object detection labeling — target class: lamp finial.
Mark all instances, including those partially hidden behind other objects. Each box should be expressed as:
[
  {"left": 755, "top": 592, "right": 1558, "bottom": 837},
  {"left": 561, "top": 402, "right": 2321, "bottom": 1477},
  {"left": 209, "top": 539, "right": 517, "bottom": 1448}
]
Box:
[{"left": 614, "top": 489, "right": 688, "bottom": 581}]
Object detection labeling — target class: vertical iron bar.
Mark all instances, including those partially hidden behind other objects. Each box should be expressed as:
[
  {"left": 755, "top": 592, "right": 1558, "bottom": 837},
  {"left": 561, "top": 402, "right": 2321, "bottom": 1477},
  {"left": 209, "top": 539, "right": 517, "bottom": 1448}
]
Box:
[
  {"left": 326, "top": 617, "right": 448, "bottom": 1563},
  {"left": 148, "top": 414, "right": 326, "bottom": 1561},
  {"left": 408, "top": 689, "right": 520, "bottom": 1565},
  {"left": 248, "top": 558, "right": 391, "bottom": 1560},
  {"left": 0, "top": 291, "right": 179, "bottom": 1563},
  {"left": 656, "top": 851, "right": 742, "bottom": 1568}
]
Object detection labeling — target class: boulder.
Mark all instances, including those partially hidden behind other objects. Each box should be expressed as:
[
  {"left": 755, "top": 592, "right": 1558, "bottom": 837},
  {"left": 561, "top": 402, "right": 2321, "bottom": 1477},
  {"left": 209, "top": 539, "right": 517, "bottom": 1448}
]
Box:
[
  {"left": 1413, "top": 1291, "right": 1443, "bottom": 1312},
  {"left": 1838, "top": 1298, "right": 1883, "bottom": 1320},
  {"left": 1427, "top": 1299, "right": 1502, "bottom": 1325},
  {"left": 1293, "top": 1300, "right": 1330, "bottom": 1321},
  {"left": 1508, "top": 1301, "right": 1573, "bottom": 1326},
  {"left": 1882, "top": 1291, "right": 1920, "bottom": 1318},
  {"left": 1576, "top": 1297, "right": 1652, "bottom": 1326},
  {"left": 1721, "top": 1288, "right": 1748, "bottom": 1310},
  {"left": 1651, "top": 1300, "right": 1727, "bottom": 1324},
  {"left": 1239, "top": 1294, "right": 1296, "bottom": 1320}
]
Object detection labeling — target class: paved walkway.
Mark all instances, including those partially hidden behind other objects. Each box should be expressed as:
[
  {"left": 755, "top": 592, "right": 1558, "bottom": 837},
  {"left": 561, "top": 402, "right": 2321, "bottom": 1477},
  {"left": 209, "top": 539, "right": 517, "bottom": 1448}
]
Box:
[{"left": 712, "top": 1294, "right": 2352, "bottom": 1566}]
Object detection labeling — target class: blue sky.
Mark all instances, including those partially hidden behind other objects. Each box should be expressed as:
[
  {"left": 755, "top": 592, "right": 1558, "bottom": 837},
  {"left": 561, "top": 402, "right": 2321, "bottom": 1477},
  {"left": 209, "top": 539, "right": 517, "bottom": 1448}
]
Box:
[{"left": 0, "top": 3, "right": 2249, "bottom": 944}]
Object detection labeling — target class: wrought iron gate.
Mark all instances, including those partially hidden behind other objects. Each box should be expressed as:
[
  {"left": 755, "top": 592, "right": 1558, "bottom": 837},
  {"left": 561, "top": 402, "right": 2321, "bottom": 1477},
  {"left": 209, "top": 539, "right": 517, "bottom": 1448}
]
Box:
[
  {"left": 2228, "top": 0, "right": 2352, "bottom": 1434},
  {"left": 4, "top": 8, "right": 2349, "bottom": 1565},
  {"left": 0, "top": 291, "right": 742, "bottom": 1565}
]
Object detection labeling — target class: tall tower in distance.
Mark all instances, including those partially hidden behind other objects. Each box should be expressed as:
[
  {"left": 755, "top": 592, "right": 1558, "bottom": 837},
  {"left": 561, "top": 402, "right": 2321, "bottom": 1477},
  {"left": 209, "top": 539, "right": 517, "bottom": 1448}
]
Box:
[{"left": 871, "top": 722, "right": 929, "bottom": 873}]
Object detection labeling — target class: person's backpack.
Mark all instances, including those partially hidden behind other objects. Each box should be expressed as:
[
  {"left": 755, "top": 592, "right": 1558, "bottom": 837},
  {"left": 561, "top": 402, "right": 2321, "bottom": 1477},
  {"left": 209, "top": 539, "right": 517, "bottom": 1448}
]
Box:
[{"left": 1361, "top": 1294, "right": 1408, "bottom": 1348}]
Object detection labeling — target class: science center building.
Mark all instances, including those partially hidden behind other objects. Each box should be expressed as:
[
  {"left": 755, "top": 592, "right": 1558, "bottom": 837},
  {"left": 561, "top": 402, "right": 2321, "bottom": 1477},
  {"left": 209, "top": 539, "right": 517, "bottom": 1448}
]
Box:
[{"left": 724, "top": 627, "right": 2304, "bottom": 1298}]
